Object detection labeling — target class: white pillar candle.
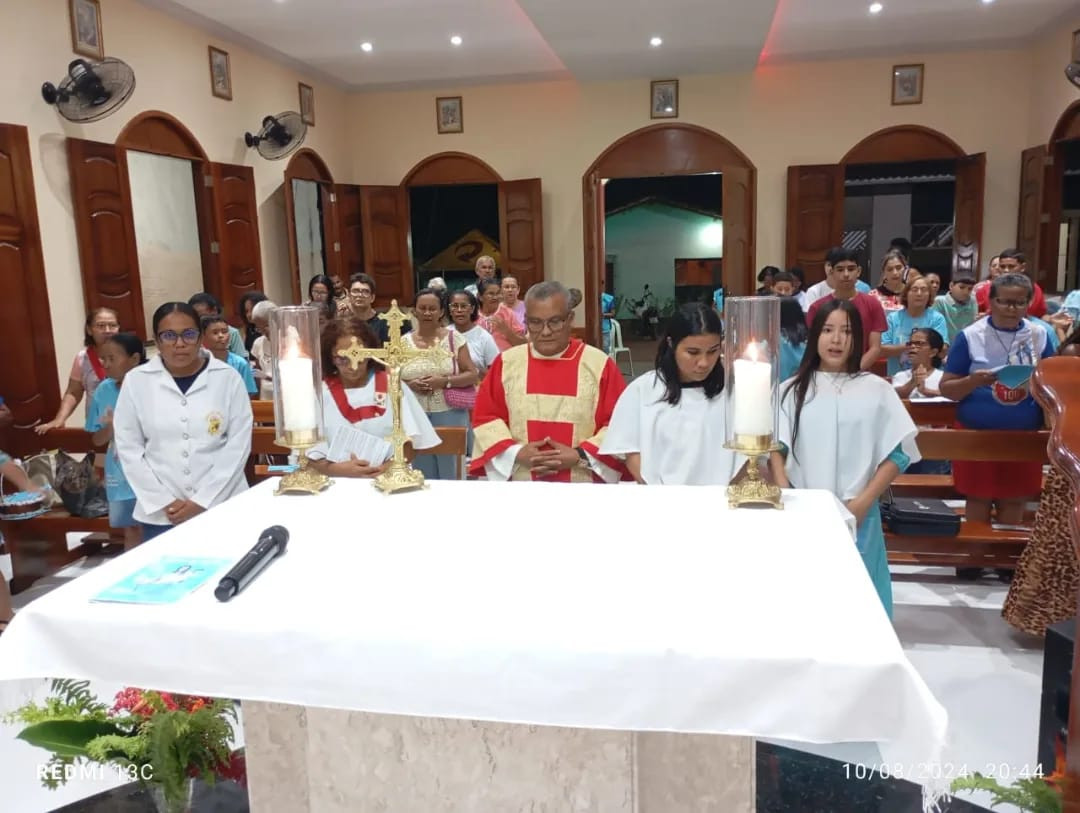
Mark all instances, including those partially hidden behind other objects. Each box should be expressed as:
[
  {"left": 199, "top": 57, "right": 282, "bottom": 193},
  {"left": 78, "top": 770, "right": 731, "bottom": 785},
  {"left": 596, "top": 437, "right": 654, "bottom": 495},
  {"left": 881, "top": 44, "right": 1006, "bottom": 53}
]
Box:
[
  {"left": 732, "top": 357, "right": 773, "bottom": 437},
  {"left": 278, "top": 357, "right": 317, "bottom": 432}
]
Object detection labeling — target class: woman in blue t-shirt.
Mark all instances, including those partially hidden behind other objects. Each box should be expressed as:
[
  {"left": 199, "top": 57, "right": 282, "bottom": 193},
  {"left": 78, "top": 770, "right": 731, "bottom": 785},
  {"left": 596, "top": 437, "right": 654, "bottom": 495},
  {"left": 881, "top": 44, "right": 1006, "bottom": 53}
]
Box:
[
  {"left": 86, "top": 333, "right": 147, "bottom": 550},
  {"left": 881, "top": 276, "right": 948, "bottom": 377},
  {"left": 940, "top": 273, "right": 1055, "bottom": 529}
]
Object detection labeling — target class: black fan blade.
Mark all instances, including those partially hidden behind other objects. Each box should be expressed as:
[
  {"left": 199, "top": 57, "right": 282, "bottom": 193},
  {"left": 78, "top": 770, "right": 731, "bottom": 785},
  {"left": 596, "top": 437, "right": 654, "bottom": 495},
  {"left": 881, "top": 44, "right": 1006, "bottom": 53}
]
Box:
[
  {"left": 41, "top": 83, "right": 59, "bottom": 105},
  {"left": 244, "top": 132, "right": 260, "bottom": 148}
]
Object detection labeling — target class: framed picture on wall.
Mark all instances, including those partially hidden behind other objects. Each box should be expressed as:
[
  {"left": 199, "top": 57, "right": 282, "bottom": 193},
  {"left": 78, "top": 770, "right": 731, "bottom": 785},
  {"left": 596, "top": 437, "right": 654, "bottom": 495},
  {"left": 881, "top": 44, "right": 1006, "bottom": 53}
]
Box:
[
  {"left": 1072, "top": 28, "right": 1080, "bottom": 62},
  {"left": 650, "top": 79, "right": 679, "bottom": 119},
  {"left": 436, "top": 96, "right": 464, "bottom": 134},
  {"left": 208, "top": 47, "right": 232, "bottom": 101},
  {"left": 891, "top": 64, "right": 924, "bottom": 106},
  {"left": 69, "top": 0, "right": 104, "bottom": 61},
  {"left": 299, "top": 82, "right": 315, "bottom": 126}
]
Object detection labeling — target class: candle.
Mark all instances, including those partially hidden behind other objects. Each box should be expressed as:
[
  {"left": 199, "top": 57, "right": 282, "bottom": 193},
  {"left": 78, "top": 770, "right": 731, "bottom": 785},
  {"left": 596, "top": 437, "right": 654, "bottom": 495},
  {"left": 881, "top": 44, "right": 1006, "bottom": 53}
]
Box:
[
  {"left": 278, "top": 356, "right": 317, "bottom": 432},
  {"left": 732, "top": 350, "right": 773, "bottom": 437}
]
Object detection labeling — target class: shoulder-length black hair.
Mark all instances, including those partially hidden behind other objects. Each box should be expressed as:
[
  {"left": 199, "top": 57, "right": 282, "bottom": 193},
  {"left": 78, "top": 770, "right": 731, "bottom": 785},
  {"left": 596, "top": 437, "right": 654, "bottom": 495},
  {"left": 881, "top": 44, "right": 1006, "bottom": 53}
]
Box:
[
  {"left": 782, "top": 298, "right": 865, "bottom": 459},
  {"left": 654, "top": 303, "right": 724, "bottom": 406},
  {"left": 103, "top": 332, "right": 147, "bottom": 365},
  {"left": 84, "top": 308, "right": 119, "bottom": 347},
  {"left": 779, "top": 296, "right": 808, "bottom": 346},
  {"left": 910, "top": 327, "right": 945, "bottom": 369},
  {"left": 476, "top": 278, "right": 501, "bottom": 298},
  {"left": 308, "top": 274, "right": 335, "bottom": 300}
]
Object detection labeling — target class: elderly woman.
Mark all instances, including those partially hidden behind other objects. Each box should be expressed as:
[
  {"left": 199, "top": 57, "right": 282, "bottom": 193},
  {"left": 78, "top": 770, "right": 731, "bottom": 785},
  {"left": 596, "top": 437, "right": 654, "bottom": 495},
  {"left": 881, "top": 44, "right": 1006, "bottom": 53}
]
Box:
[
  {"left": 940, "top": 272, "right": 1056, "bottom": 532},
  {"left": 447, "top": 290, "right": 499, "bottom": 378},
  {"left": 880, "top": 275, "right": 948, "bottom": 377},
  {"left": 36, "top": 308, "right": 120, "bottom": 433},
  {"left": 401, "top": 288, "right": 479, "bottom": 480},
  {"left": 465, "top": 255, "right": 498, "bottom": 297},
  {"left": 237, "top": 291, "right": 268, "bottom": 355},
  {"left": 249, "top": 300, "right": 278, "bottom": 400},
  {"left": 308, "top": 318, "right": 439, "bottom": 478},
  {"left": 501, "top": 275, "right": 526, "bottom": 324},
  {"left": 477, "top": 279, "right": 527, "bottom": 352}
]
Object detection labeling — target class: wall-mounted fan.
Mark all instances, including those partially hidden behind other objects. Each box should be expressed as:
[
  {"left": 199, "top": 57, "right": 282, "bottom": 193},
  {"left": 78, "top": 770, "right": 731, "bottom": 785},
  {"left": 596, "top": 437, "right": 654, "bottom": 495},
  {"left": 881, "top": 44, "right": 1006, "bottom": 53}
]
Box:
[
  {"left": 1067, "top": 61, "right": 1080, "bottom": 90},
  {"left": 244, "top": 112, "right": 306, "bottom": 160},
  {"left": 42, "top": 58, "right": 136, "bottom": 123}
]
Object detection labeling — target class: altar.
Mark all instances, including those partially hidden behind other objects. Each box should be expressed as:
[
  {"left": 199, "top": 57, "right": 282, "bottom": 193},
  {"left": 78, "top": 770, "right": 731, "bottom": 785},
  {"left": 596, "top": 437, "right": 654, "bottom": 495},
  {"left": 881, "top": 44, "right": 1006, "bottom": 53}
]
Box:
[{"left": 0, "top": 479, "right": 947, "bottom": 811}]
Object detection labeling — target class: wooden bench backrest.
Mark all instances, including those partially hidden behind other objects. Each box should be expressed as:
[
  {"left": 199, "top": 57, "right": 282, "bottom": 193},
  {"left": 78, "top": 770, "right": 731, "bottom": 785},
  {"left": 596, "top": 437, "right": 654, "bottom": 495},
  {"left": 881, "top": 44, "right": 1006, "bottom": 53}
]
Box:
[
  {"left": 7, "top": 428, "right": 104, "bottom": 459},
  {"left": 915, "top": 428, "right": 1049, "bottom": 463},
  {"left": 904, "top": 400, "right": 957, "bottom": 427}
]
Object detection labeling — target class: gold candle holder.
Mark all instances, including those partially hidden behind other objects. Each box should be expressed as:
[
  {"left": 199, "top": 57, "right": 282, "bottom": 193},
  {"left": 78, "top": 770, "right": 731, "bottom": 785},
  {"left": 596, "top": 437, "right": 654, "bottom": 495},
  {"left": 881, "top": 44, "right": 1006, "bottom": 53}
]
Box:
[
  {"left": 723, "top": 296, "right": 783, "bottom": 510},
  {"left": 723, "top": 434, "right": 783, "bottom": 509},
  {"left": 270, "top": 306, "right": 332, "bottom": 496}
]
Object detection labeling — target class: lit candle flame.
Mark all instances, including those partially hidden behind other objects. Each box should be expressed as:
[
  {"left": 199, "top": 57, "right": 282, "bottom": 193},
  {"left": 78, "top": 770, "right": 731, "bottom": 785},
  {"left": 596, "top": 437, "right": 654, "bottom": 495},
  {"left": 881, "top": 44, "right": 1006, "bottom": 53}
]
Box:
[{"left": 744, "top": 341, "right": 762, "bottom": 362}]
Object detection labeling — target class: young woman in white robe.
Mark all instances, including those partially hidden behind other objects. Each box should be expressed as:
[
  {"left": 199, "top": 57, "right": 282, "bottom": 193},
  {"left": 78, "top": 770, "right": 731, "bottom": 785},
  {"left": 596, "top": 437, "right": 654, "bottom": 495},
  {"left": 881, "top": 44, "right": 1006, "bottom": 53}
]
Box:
[
  {"left": 602, "top": 303, "right": 739, "bottom": 485},
  {"left": 773, "top": 299, "right": 920, "bottom": 618},
  {"left": 308, "top": 317, "right": 440, "bottom": 478}
]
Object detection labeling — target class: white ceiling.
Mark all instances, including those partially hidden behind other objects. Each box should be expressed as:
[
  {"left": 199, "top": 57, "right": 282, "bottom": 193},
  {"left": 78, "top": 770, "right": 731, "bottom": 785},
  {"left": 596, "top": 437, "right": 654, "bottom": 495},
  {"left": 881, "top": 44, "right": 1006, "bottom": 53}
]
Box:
[{"left": 138, "top": 0, "right": 1077, "bottom": 91}]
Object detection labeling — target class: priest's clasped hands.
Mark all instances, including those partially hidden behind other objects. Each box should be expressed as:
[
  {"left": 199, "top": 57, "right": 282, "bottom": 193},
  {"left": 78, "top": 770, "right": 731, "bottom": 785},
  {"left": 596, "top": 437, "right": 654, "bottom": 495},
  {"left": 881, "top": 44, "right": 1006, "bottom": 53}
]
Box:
[{"left": 516, "top": 437, "right": 582, "bottom": 477}]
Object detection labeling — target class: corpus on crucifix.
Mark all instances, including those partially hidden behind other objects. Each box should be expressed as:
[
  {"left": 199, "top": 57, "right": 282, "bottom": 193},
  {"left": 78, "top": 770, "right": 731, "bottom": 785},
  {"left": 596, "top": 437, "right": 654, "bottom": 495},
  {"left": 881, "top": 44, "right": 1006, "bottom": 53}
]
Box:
[{"left": 335, "top": 301, "right": 449, "bottom": 494}]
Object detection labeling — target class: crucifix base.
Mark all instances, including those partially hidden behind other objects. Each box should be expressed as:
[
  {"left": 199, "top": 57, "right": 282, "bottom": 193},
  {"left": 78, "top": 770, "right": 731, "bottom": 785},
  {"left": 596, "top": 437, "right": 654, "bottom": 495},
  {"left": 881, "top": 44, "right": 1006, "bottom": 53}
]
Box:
[{"left": 374, "top": 461, "right": 427, "bottom": 494}]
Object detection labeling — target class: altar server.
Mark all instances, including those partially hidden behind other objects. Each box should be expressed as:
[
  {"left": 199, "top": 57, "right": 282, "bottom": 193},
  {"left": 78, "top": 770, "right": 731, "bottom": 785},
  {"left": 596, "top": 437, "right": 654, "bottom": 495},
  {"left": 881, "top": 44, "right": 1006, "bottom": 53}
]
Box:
[
  {"left": 470, "top": 281, "right": 628, "bottom": 483},
  {"left": 113, "top": 303, "right": 253, "bottom": 541},
  {"left": 602, "top": 303, "right": 737, "bottom": 485},
  {"left": 308, "top": 317, "right": 440, "bottom": 478},
  {"left": 774, "top": 299, "right": 920, "bottom": 618}
]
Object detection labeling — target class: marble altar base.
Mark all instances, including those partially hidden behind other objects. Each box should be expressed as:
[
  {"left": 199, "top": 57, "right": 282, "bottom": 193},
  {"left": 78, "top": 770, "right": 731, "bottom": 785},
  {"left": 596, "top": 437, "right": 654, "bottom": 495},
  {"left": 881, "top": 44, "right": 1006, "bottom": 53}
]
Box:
[{"left": 243, "top": 701, "right": 755, "bottom": 812}]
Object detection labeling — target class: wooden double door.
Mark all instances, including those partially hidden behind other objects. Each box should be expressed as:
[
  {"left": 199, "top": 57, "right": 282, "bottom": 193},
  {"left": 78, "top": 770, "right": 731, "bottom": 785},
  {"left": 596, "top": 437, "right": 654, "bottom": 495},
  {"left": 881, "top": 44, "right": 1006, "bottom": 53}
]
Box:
[
  {"left": 67, "top": 138, "right": 263, "bottom": 338},
  {"left": 786, "top": 156, "right": 986, "bottom": 286}
]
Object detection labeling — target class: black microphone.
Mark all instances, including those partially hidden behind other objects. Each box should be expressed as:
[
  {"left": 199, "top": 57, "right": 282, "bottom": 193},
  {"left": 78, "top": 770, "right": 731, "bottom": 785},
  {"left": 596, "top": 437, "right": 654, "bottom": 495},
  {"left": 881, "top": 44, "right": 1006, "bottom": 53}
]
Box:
[{"left": 214, "top": 526, "right": 289, "bottom": 602}]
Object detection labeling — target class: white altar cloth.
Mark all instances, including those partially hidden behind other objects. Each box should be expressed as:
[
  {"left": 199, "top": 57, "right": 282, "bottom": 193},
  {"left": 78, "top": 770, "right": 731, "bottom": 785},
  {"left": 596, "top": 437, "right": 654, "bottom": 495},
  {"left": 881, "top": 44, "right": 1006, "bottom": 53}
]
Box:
[{"left": 0, "top": 480, "right": 947, "bottom": 785}]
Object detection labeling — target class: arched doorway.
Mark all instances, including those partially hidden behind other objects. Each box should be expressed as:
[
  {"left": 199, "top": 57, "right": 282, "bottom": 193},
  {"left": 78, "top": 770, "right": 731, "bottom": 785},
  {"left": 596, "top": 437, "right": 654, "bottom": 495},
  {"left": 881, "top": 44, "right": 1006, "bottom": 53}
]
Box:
[
  {"left": 787, "top": 124, "right": 983, "bottom": 288},
  {"left": 582, "top": 123, "right": 756, "bottom": 348},
  {"left": 403, "top": 152, "right": 543, "bottom": 298},
  {"left": 1019, "top": 101, "right": 1080, "bottom": 290},
  {"left": 284, "top": 147, "right": 336, "bottom": 303},
  {"left": 67, "top": 110, "right": 263, "bottom": 338}
]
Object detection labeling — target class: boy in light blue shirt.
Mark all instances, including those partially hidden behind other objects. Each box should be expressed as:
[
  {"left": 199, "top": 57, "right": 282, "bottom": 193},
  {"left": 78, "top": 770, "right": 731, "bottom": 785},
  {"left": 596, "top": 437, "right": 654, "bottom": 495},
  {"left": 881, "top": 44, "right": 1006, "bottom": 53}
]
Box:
[{"left": 201, "top": 315, "right": 258, "bottom": 396}]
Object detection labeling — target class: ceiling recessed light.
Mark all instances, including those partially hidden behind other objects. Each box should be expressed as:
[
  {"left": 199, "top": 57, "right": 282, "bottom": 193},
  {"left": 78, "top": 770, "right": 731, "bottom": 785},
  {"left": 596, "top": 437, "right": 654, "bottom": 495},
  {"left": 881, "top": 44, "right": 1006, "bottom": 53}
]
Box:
[
  {"left": 650, "top": 36, "right": 663, "bottom": 47},
  {"left": 360, "top": 41, "right": 373, "bottom": 52},
  {"left": 450, "top": 35, "right": 463, "bottom": 46},
  {"left": 869, "top": 2, "right": 883, "bottom": 13},
  {"left": 981, "top": 0, "right": 994, "bottom": 4}
]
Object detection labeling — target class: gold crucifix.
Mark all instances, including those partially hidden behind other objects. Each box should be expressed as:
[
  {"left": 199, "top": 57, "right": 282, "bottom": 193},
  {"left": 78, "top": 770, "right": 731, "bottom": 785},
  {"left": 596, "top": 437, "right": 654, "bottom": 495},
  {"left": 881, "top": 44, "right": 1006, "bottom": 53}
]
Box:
[{"left": 339, "top": 300, "right": 449, "bottom": 494}]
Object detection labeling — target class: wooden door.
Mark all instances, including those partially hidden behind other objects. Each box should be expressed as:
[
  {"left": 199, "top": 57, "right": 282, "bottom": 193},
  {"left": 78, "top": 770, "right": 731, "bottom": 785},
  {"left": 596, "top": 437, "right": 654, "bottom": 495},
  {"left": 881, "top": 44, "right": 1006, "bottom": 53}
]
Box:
[
  {"left": 497, "top": 178, "right": 544, "bottom": 292},
  {"left": 0, "top": 124, "right": 60, "bottom": 428},
  {"left": 1039, "top": 142, "right": 1065, "bottom": 287},
  {"left": 785, "top": 164, "right": 843, "bottom": 287},
  {"left": 335, "top": 184, "right": 364, "bottom": 282},
  {"left": 1017, "top": 146, "right": 1048, "bottom": 278},
  {"left": 359, "top": 186, "right": 412, "bottom": 306},
  {"left": 321, "top": 184, "right": 343, "bottom": 283},
  {"left": 67, "top": 138, "right": 145, "bottom": 338},
  {"left": 952, "top": 153, "right": 985, "bottom": 281},
  {"left": 210, "top": 162, "right": 264, "bottom": 322},
  {"left": 722, "top": 165, "right": 755, "bottom": 295}
]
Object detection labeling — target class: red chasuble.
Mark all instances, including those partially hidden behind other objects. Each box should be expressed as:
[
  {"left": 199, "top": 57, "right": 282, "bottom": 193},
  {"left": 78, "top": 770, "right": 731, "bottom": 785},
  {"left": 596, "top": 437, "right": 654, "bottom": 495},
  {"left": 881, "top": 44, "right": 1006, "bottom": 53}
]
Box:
[{"left": 469, "top": 339, "right": 628, "bottom": 482}]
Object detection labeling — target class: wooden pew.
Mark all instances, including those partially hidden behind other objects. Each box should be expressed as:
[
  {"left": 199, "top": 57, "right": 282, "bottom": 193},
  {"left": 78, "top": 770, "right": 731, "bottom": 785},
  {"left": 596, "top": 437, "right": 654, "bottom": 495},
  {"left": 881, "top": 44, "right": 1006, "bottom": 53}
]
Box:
[
  {"left": 0, "top": 429, "right": 122, "bottom": 592},
  {"left": 884, "top": 428, "right": 1049, "bottom": 569},
  {"left": 1030, "top": 357, "right": 1080, "bottom": 798}
]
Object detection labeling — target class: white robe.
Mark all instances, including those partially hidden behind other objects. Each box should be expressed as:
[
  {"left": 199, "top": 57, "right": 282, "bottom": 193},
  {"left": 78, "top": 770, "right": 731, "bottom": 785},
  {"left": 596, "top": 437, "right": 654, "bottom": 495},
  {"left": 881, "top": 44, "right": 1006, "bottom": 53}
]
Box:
[
  {"left": 308, "top": 377, "right": 440, "bottom": 463},
  {"left": 601, "top": 372, "right": 739, "bottom": 485},
  {"left": 778, "top": 372, "right": 920, "bottom": 501}
]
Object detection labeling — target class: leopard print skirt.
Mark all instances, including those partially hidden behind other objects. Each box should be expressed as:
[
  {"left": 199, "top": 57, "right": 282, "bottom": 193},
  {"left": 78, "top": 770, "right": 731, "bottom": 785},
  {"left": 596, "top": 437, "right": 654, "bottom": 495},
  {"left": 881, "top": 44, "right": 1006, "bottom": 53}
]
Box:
[{"left": 1002, "top": 467, "right": 1079, "bottom": 637}]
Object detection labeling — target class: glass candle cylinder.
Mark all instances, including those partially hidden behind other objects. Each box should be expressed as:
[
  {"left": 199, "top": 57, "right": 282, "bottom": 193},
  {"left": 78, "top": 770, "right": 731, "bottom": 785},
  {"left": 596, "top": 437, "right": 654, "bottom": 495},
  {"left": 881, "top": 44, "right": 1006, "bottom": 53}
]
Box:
[
  {"left": 723, "top": 296, "right": 780, "bottom": 449},
  {"left": 270, "top": 305, "right": 325, "bottom": 448}
]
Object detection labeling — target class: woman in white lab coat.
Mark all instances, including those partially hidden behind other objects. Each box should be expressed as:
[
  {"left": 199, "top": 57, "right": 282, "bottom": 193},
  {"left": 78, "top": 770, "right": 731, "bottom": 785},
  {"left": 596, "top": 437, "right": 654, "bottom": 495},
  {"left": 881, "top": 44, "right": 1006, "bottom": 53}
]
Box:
[{"left": 113, "top": 302, "right": 253, "bottom": 541}]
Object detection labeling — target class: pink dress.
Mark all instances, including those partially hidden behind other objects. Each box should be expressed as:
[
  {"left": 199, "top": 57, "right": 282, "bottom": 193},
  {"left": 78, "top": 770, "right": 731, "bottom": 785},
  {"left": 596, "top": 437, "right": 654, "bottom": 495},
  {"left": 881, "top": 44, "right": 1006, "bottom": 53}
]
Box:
[{"left": 480, "top": 303, "right": 526, "bottom": 353}]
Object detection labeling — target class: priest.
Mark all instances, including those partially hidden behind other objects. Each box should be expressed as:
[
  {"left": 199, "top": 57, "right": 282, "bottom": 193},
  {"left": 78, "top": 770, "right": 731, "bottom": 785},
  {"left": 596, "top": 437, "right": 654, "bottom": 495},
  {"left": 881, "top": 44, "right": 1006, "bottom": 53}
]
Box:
[{"left": 470, "top": 281, "right": 628, "bottom": 483}]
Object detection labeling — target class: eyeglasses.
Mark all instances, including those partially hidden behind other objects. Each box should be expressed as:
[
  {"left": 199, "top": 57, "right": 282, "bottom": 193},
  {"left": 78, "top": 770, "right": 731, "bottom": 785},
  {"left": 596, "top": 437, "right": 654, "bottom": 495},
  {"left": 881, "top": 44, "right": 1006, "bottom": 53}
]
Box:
[
  {"left": 526, "top": 316, "right": 569, "bottom": 333},
  {"left": 157, "top": 329, "right": 200, "bottom": 344},
  {"left": 448, "top": 303, "right": 472, "bottom": 311},
  {"left": 350, "top": 289, "right": 373, "bottom": 298},
  {"left": 993, "top": 298, "right": 1029, "bottom": 310},
  {"left": 93, "top": 322, "right": 120, "bottom": 331}
]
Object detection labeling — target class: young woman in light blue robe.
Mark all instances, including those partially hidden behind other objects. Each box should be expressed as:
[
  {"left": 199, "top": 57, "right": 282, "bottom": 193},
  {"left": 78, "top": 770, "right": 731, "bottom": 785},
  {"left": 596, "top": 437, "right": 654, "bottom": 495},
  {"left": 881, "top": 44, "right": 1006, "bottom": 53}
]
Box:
[{"left": 774, "top": 299, "right": 920, "bottom": 618}]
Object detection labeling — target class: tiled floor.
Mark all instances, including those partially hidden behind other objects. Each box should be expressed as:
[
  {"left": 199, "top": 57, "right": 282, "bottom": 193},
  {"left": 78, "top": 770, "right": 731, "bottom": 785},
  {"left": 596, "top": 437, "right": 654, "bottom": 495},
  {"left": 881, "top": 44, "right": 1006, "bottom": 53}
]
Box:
[{"left": 1, "top": 544, "right": 1041, "bottom": 812}]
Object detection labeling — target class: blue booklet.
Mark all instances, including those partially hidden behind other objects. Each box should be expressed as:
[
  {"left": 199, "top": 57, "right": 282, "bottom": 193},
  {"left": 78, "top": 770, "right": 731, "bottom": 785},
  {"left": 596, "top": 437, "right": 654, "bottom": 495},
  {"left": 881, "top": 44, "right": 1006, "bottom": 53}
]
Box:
[{"left": 92, "top": 556, "right": 231, "bottom": 605}]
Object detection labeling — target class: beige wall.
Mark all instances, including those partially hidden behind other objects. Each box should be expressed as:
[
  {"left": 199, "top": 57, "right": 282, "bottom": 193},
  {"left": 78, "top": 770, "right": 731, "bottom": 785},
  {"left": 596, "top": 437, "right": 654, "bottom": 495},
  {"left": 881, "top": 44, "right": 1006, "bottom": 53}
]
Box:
[
  {"left": 0, "top": 0, "right": 350, "bottom": 400},
  {"left": 1028, "top": 14, "right": 1080, "bottom": 147},
  {"left": 349, "top": 49, "right": 1045, "bottom": 295}
]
